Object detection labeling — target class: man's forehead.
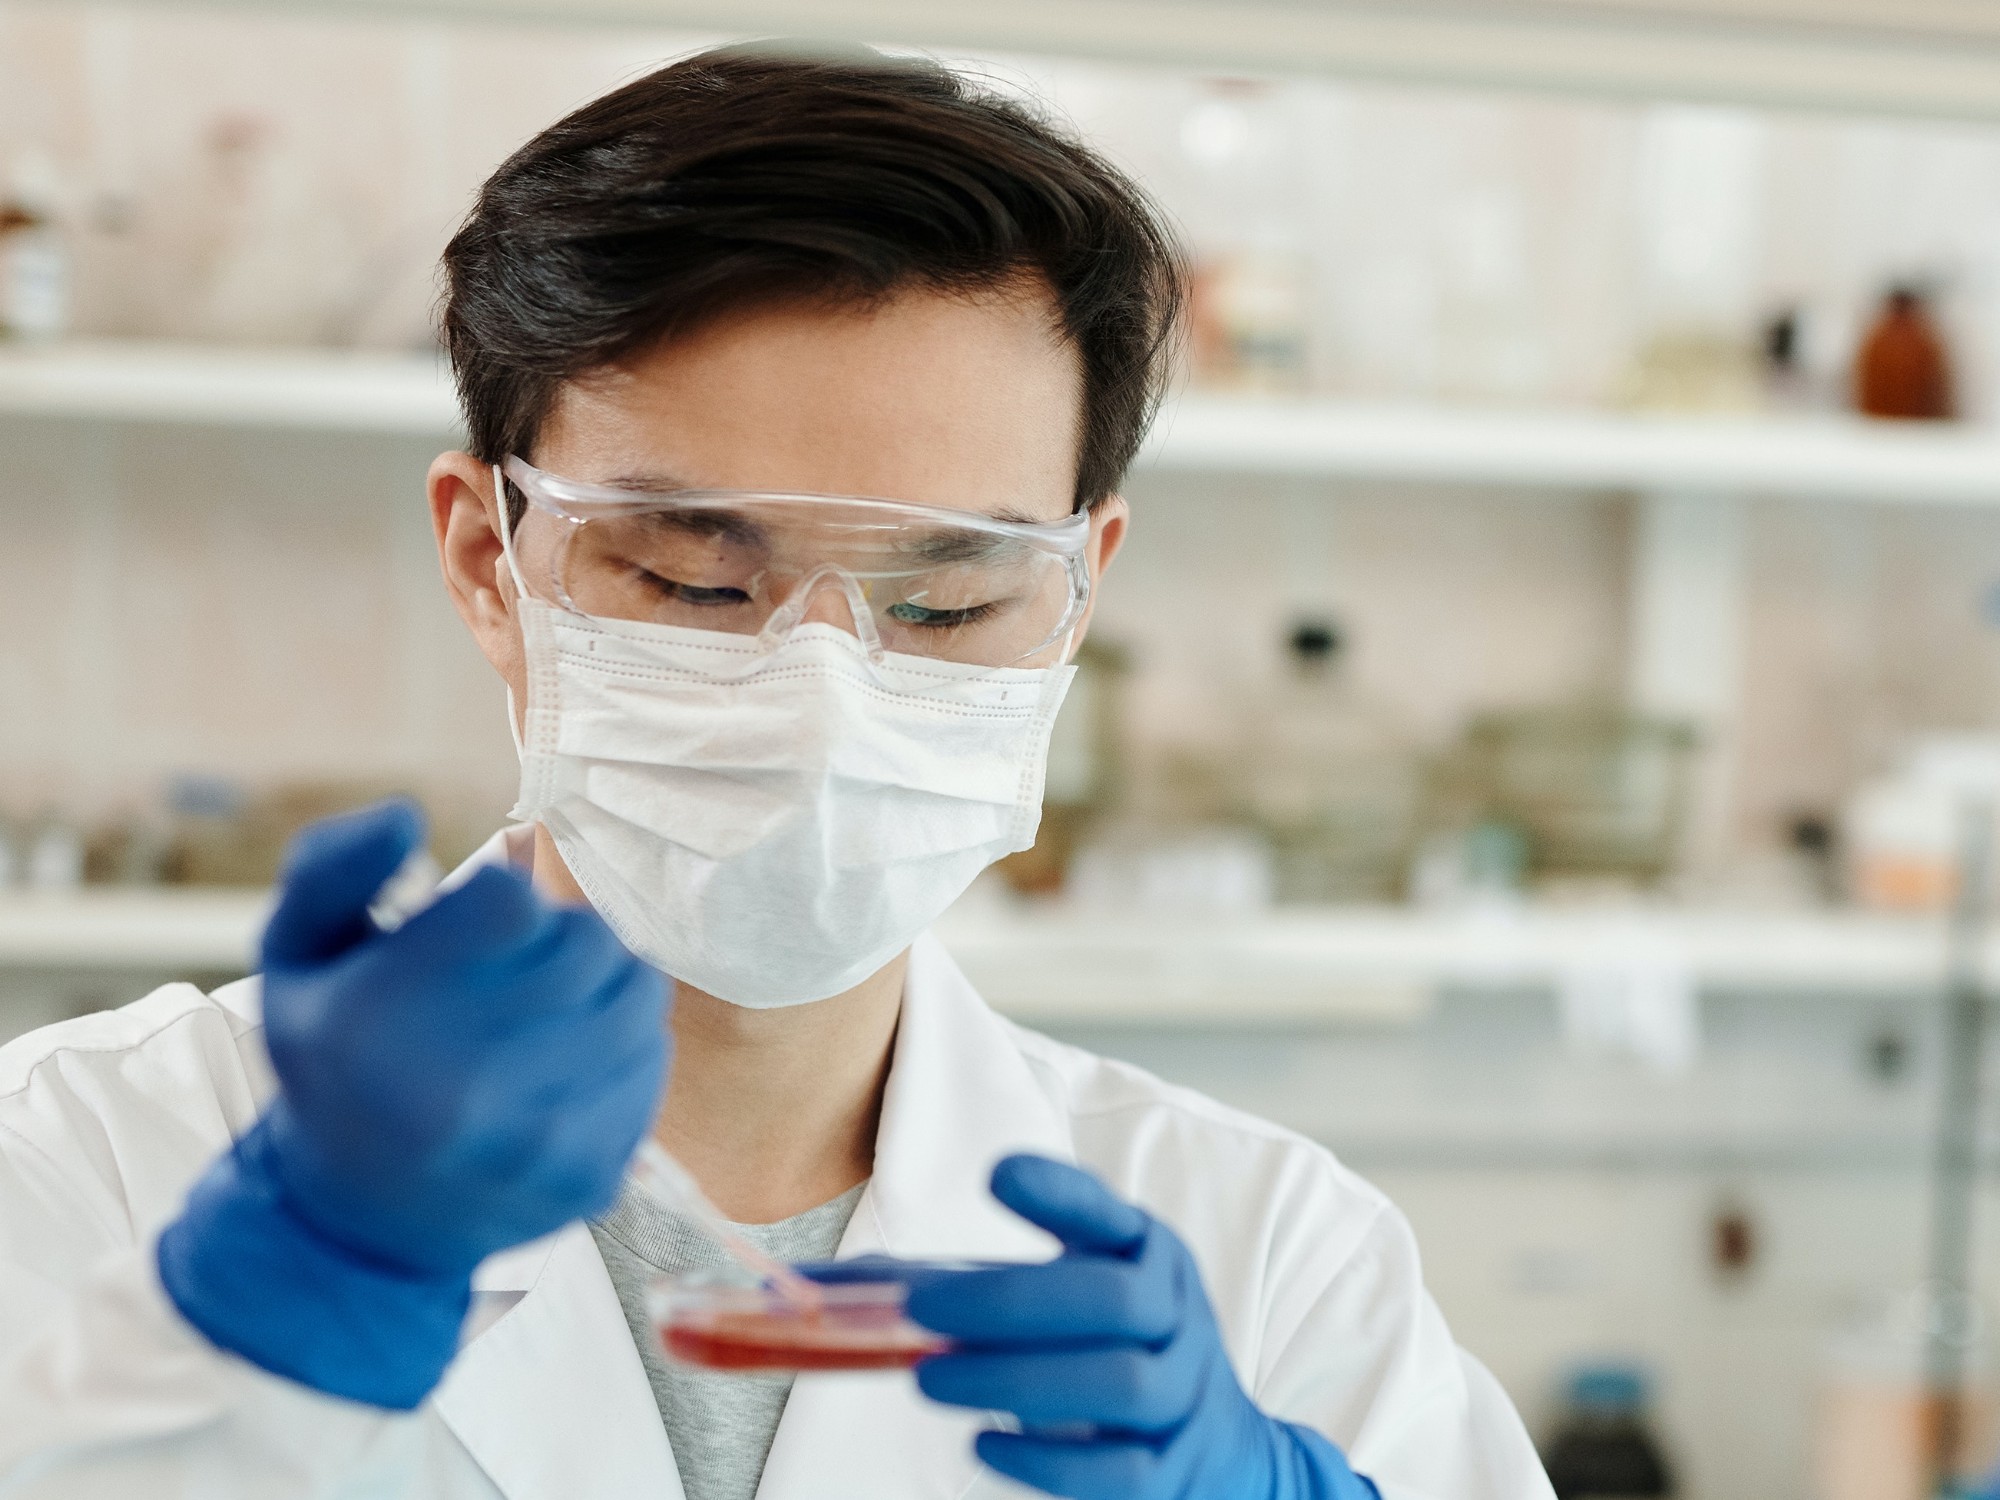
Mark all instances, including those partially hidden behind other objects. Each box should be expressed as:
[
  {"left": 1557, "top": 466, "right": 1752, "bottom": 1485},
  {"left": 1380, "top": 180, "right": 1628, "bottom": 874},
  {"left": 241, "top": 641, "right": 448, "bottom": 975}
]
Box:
[{"left": 536, "top": 284, "right": 1083, "bottom": 522}]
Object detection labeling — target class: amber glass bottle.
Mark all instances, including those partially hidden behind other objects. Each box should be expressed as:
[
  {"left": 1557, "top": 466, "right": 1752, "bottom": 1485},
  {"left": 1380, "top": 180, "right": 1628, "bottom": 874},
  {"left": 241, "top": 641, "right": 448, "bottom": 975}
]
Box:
[{"left": 1854, "top": 286, "right": 1953, "bottom": 420}]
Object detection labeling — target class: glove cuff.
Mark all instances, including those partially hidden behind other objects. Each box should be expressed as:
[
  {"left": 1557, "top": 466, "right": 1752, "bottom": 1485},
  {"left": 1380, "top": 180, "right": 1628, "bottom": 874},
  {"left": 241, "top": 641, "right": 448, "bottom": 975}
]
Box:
[
  {"left": 157, "top": 1115, "right": 473, "bottom": 1411},
  {"left": 1275, "top": 1419, "right": 1384, "bottom": 1500}
]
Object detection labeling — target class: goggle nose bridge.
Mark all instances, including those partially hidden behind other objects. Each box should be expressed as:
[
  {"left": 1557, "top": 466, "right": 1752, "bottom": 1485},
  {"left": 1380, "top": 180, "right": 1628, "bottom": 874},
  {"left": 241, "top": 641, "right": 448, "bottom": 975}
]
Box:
[{"left": 754, "top": 564, "right": 886, "bottom": 663}]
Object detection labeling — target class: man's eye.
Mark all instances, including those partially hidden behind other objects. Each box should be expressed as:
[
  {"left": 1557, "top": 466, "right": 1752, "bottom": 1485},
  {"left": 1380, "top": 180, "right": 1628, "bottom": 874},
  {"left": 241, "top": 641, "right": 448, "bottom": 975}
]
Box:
[
  {"left": 639, "top": 570, "right": 751, "bottom": 607},
  {"left": 886, "top": 601, "right": 997, "bottom": 628}
]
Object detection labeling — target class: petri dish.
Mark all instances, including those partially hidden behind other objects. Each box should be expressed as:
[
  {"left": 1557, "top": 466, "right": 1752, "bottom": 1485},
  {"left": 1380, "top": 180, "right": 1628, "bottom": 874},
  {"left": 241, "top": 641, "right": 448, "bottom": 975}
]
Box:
[{"left": 647, "top": 1272, "right": 952, "bottom": 1372}]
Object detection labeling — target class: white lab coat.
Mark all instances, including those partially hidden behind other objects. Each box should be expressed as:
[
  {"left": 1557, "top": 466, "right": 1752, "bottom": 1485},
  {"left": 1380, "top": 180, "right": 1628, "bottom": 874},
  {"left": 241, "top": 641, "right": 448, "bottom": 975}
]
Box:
[{"left": 0, "top": 829, "right": 1552, "bottom": 1500}]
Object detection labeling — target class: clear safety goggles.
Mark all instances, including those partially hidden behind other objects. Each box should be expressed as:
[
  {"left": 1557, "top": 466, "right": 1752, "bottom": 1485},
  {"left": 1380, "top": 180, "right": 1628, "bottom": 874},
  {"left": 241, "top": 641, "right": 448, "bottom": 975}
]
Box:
[{"left": 498, "top": 456, "right": 1092, "bottom": 673}]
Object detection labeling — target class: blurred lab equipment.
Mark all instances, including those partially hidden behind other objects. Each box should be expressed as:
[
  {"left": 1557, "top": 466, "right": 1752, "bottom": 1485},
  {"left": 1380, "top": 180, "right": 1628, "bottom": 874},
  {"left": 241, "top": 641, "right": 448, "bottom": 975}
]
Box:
[
  {"left": 157, "top": 775, "right": 483, "bottom": 888},
  {"left": 1557, "top": 943, "right": 1700, "bottom": 1075},
  {"left": 1622, "top": 107, "right": 1766, "bottom": 414},
  {"left": 1815, "top": 1288, "right": 1997, "bottom": 1500},
  {"left": 1428, "top": 707, "right": 1698, "bottom": 888},
  {"left": 1065, "top": 823, "right": 1274, "bottom": 915},
  {"left": 1845, "top": 737, "right": 2000, "bottom": 912},
  {"left": 0, "top": 151, "right": 69, "bottom": 341},
  {"left": 1232, "top": 617, "right": 1421, "bottom": 902},
  {"left": 1179, "top": 80, "right": 1310, "bottom": 393},
  {"left": 1855, "top": 286, "right": 1953, "bottom": 421},
  {"left": 1408, "top": 821, "right": 1530, "bottom": 909},
  {"left": 24, "top": 813, "right": 85, "bottom": 892},
  {"left": 1541, "top": 1365, "right": 1674, "bottom": 1500}
]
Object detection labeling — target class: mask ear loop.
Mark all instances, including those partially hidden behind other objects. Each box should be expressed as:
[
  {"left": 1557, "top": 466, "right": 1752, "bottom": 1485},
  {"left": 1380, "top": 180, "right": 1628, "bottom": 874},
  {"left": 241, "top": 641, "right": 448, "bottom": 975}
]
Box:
[
  {"left": 492, "top": 463, "right": 531, "bottom": 602},
  {"left": 493, "top": 464, "right": 533, "bottom": 774}
]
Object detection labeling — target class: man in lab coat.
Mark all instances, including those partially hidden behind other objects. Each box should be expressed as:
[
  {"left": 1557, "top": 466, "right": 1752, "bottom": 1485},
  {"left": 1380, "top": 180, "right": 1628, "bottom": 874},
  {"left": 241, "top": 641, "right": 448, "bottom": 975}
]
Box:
[{"left": 0, "top": 45, "right": 1553, "bottom": 1500}]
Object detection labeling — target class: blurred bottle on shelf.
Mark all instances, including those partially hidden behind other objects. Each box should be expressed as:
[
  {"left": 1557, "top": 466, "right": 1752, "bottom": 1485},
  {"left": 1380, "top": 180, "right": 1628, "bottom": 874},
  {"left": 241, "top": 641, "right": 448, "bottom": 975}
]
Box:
[
  {"left": 0, "top": 149, "right": 70, "bottom": 342},
  {"left": 1762, "top": 304, "right": 1843, "bottom": 413},
  {"left": 1542, "top": 1365, "right": 1674, "bottom": 1500},
  {"left": 1408, "top": 820, "right": 1530, "bottom": 910},
  {"left": 1178, "top": 79, "right": 1310, "bottom": 394},
  {"left": 1063, "top": 823, "right": 1275, "bottom": 916},
  {"left": 1622, "top": 107, "right": 1766, "bottom": 414},
  {"left": 82, "top": 804, "right": 175, "bottom": 886},
  {"left": 1845, "top": 737, "right": 2000, "bottom": 912},
  {"left": 1231, "top": 617, "right": 1420, "bottom": 903},
  {"left": 24, "top": 812, "right": 85, "bottom": 892},
  {"left": 1434, "top": 184, "right": 1547, "bottom": 405},
  {"left": 997, "top": 638, "right": 1131, "bottom": 897},
  {"left": 1854, "top": 285, "right": 1954, "bottom": 421}
]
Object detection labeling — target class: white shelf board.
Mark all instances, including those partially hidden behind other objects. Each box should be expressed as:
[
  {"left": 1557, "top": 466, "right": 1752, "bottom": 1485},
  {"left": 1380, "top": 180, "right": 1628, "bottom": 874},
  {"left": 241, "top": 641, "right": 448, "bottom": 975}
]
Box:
[
  {"left": 125, "top": 0, "right": 2000, "bottom": 125},
  {"left": 0, "top": 889, "right": 270, "bottom": 972},
  {"left": 0, "top": 340, "right": 460, "bottom": 435},
  {"left": 1137, "top": 396, "right": 2000, "bottom": 504},
  {"left": 935, "top": 903, "right": 1970, "bottom": 1024},
  {"left": 7, "top": 342, "right": 1999, "bottom": 504},
  {"left": 0, "top": 890, "right": 1969, "bottom": 1024}
]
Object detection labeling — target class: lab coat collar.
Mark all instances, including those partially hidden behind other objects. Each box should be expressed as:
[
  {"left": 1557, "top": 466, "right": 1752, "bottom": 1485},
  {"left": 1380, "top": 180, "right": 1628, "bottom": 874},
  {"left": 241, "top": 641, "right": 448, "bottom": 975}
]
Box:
[
  {"left": 857, "top": 932, "right": 1071, "bottom": 1263},
  {"left": 754, "top": 933, "right": 1070, "bottom": 1500},
  {"left": 436, "top": 1221, "right": 683, "bottom": 1499}
]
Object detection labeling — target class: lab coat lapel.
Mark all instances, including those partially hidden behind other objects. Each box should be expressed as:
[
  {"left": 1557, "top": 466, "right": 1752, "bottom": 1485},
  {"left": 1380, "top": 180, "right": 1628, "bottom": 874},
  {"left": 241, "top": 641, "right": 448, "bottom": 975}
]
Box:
[
  {"left": 435, "top": 1222, "right": 683, "bottom": 1500},
  {"left": 755, "top": 933, "right": 1072, "bottom": 1499}
]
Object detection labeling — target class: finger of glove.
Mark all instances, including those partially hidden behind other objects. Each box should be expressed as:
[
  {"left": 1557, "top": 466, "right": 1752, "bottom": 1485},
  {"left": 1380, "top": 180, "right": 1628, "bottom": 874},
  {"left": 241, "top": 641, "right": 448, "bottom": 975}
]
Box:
[
  {"left": 262, "top": 800, "right": 425, "bottom": 967},
  {"left": 990, "top": 1155, "right": 1149, "bottom": 1257},
  {"left": 382, "top": 875, "right": 641, "bottom": 1033},
  {"left": 474, "top": 902, "right": 655, "bottom": 1027},
  {"left": 918, "top": 1345, "right": 1197, "bottom": 1434},
  {"left": 471, "top": 1026, "right": 668, "bottom": 1228},
  {"left": 488, "top": 961, "right": 668, "bottom": 1118},
  {"left": 906, "top": 1255, "right": 1176, "bottom": 1346},
  {"left": 972, "top": 1431, "right": 1168, "bottom": 1500}
]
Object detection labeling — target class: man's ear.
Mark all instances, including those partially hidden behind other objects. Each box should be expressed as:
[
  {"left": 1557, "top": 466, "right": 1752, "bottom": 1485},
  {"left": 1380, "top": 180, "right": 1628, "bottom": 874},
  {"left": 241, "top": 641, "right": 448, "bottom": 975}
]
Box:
[
  {"left": 429, "top": 451, "right": 525, "bottom": 695},
  {"left": 1068, "top": 493, "right": 1128, "bottom": 649}
]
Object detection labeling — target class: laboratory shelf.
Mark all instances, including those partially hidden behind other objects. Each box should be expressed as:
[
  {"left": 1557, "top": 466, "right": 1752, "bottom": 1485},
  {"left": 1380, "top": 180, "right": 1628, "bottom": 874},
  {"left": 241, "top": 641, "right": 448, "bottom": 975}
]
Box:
[
  {"left": 0, "top": 340, "right": 460, "bottom": 435},
  {"left": 7, "top": 340, "right": 2000, "bottom": 504},
  {"left": 0, "top": 889, "right": 1973, "bottom": 1024},
  {"left": 1137, "top": 394, "right": 2000, "bottom": 504},
  {"left": 0, "top": 888, "right": 271, "bottom": 973}
]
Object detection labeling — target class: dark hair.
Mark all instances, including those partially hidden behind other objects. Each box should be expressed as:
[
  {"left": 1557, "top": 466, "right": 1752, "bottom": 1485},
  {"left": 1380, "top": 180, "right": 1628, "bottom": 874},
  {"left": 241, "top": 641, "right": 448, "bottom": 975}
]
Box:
[{"left": 441, "top": 44, "right": 1186, "bottom": 517}]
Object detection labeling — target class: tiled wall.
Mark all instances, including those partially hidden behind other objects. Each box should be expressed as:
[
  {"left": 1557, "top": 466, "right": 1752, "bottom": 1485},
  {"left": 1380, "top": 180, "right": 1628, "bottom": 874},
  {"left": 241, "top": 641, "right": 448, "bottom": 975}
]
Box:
[{"left": 11, "top": 2, "right": 2000, "bottom": 405}]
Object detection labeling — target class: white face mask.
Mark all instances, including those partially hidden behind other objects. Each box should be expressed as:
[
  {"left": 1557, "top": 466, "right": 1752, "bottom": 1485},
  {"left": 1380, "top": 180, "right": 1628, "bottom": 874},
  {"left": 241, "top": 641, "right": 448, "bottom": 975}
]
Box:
[{"left": 503, "top": 551, "right": 1074, "bottom": 1009}]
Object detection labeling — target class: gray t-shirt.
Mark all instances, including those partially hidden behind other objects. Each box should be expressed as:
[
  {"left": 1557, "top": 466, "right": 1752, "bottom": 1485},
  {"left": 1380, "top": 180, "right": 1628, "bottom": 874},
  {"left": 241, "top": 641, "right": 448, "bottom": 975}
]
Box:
[{"left": 589, "top": 1180, "right": 867, "bottom": 1500}]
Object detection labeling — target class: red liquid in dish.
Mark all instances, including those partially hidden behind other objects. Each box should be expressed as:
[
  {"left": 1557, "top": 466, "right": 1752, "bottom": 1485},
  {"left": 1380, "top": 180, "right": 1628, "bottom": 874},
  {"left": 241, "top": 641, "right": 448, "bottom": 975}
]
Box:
[{"left": 660, "top": 1304, "right": 949, "bottom": 1372}]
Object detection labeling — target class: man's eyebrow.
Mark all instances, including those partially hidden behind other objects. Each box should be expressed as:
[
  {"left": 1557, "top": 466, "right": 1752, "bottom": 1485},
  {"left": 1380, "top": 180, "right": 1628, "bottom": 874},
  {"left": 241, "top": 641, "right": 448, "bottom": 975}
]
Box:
[
  {"left": 597, "top": 473, "right": 1062, "bottom": 527},
  {"left": 597, "top": 471, "right": 702, "bottom": 493}
]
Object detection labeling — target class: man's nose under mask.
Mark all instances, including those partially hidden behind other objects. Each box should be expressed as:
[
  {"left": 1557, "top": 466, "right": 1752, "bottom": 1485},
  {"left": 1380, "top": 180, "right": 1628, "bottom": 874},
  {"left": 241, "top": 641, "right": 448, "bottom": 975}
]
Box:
[{"left": 507, "top": 597, "right": 1073, "bottom": 1008}]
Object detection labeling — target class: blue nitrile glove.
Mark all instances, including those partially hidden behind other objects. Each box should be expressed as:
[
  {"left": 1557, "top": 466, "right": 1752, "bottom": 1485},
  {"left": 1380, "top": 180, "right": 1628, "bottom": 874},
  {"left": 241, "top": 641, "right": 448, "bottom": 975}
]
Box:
[
  {"left": 899, "top": 1154, "right": 1381, "bottom": 1500},
  {"left": 157, "top": 800, "right": 668, "bottom": 1409}
]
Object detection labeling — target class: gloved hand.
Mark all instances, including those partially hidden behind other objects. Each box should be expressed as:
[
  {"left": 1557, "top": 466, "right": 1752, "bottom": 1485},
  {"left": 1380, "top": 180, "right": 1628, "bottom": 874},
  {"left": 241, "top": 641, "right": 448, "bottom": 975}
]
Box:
[
  {"left": 904, "top": 1154, "right": 1381, "bottom": 1500},
  {"left": 157, "top": 800, "right": 668, "bottom": 1409}
]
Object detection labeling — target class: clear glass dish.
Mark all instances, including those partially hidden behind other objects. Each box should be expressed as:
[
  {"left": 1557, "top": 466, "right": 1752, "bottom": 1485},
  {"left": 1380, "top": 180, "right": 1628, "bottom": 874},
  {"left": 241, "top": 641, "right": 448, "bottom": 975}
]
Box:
[{"left": 646, "top": 1271, "right": 951, "bottom": 1372}]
